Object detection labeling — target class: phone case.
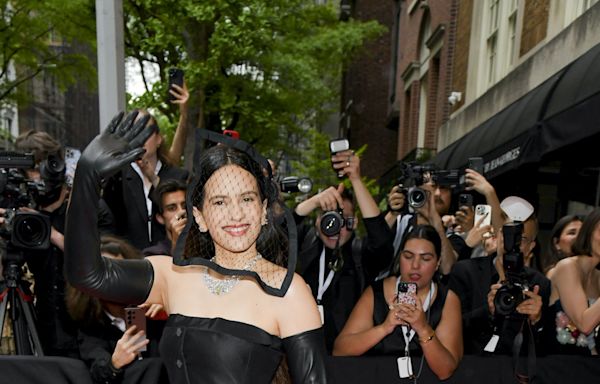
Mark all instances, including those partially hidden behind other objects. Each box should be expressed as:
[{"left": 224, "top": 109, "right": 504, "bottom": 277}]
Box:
[
  {"left": 396, "top": 282, "right": 417, "bottom": 306},
  {"left": 468, "top": 157, "right": 484, "bottom": 174},
  {"left": 125, "top": 307, "right": 147, "bottom": 352},
  {"left": 474, "top": 204, "right": 492, "bottom": 227},
  {"left": 168, "top": 68, "right": 184, "bottom": 101}
]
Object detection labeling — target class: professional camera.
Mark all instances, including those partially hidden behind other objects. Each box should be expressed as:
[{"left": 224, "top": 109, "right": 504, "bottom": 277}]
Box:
[
  {"left": 320, "top": 208, "right": 355, "bottom": 237},
  {"left": 279, "top": 176, "right": 313, "bottom": 194},
  {"left": 0, "top": 151, "right": 59, "bottom": 251},
  {"left": 494, "top": 222, "right": 529, "bottom": 317}
]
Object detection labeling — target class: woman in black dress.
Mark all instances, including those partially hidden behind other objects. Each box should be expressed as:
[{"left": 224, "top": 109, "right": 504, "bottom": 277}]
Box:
[{"left": 65, "top": 111, "right": 327, "bottom": 383}]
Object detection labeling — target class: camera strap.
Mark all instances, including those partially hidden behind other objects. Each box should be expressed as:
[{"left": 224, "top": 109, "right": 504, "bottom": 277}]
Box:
[
  {"left": 317, "top": 247, "right": 335, "bottom": 325},
  {"left": 511, "top": 320, "right": 536, "bottom": 383}
]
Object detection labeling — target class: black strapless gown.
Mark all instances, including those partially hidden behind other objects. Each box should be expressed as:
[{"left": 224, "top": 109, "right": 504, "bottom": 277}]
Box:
[{"left": 160, "top": 314, "right": 284, "bottom": 383}]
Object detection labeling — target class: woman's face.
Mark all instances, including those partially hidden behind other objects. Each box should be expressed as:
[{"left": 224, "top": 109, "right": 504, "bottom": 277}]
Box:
[
  {"left": 197, "top": 164, "right": 266, "bottom": 255},
  {"left": 399, "top": 238, "right": 439, "bottom": 291},
  {"left": 555, "top": 220, "right": 582, "bottom": 257}
]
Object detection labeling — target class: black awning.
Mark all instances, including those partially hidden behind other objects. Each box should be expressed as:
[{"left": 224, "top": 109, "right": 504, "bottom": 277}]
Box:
[{"left": 432, "top": 42, "right": 600, "bottom": 178}]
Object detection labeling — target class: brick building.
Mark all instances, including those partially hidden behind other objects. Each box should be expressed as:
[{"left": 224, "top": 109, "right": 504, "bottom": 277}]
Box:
[{"left": 340, "top": 0, "right": 399, "bottom": 180}]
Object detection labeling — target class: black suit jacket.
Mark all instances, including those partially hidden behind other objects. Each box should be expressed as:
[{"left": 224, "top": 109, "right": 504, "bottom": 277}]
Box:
[
  {"left": 103, "top": 163, "right": 188, "bottom": 250},
  {"left": 448, "top": 255, "right": 551, "bottom": 355}
]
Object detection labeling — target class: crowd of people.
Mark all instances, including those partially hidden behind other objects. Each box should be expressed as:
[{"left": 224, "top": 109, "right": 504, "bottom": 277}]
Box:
[{"left": 1, "top": 82, "right": 600, "bottom": 383}]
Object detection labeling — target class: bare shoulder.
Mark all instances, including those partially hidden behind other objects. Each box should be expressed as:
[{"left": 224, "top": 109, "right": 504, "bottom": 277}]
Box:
[
  {"left": 276, "top": 273, "right": 321, "bottom": 337},
  {"left": 553, "top": 256, "right": 579, "bottom": 275}
]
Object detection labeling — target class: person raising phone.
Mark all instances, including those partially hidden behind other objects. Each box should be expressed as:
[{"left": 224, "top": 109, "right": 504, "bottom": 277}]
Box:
[{"left": 333, "top": 225, "right": 462, "bottom": 381}]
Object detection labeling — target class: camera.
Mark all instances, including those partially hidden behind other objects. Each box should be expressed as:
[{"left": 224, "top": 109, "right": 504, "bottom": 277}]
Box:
[
  {"left": 320, "top": 209, "right": 355, "bottom": 237},
  {"left": 494, "top": 222, "right": 529, "bottom": 317},
  {"left": 0, "top": 151, "right": 59, "bottom": 251},
  {"left": 279, "top": 176, "right": 313, "bottom": 194}
]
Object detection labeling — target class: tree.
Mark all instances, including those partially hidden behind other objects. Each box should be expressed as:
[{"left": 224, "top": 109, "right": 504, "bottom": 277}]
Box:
[
  {"left": 123, "top": 0, "right": 385, "bottom": 164},
  {"left": 0, "top": 0, "right": 96, "bottom": 108}
]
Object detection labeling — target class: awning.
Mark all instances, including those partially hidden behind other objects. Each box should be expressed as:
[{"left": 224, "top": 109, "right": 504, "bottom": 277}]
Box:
[{"left": 432, "top": 42, "right": 600, "bottom": 178}]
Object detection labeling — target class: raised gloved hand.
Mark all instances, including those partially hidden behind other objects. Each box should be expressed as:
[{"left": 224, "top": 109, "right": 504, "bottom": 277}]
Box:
[
  {"left": 65, "top": 111, "right": 155, "bottom": 305},
  {"left": 77, "top": 111, "right": 153, "bottom": 184}
]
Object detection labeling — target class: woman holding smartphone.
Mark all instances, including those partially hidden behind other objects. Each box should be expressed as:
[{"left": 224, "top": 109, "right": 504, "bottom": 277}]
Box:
[{"left": 333, "top": 225, "right": 462, "bottom": 380}]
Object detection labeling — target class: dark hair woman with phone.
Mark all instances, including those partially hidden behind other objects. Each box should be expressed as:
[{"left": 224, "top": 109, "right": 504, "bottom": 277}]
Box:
[
  {"left": 333, "top": 225, "right": 462, "bottom": 380},
  {"left": 65, "top": 112, "right": 327, "bottom": 383}
]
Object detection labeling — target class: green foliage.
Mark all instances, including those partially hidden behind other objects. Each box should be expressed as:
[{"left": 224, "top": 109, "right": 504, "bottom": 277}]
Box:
[
  {"left": 0, "top": 0, "right": 96, "bottom": 107},
  {"left": 123, "top": 0, "right": 385, "bottom": 154}
]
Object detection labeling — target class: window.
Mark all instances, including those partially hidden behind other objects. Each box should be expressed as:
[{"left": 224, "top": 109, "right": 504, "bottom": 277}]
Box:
[
  {"left": 507, "top": 0, "right": 518, "bottom": 67},
  {"left": 486, "top": 0, "right": 500, "bottom": 85}
]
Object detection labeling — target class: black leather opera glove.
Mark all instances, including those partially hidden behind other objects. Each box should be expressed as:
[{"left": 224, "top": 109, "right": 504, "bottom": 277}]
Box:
[
  {"left": 283, "top": 327, "right": 329, "bottom": 383},
  {"left": 65, "top": 111, "right": 155, "bottom": 304}
]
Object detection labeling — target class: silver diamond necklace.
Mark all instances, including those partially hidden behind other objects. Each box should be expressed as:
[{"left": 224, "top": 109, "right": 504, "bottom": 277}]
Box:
[{"left": 203, "top": 253, "right": 262, "bottom": 295}]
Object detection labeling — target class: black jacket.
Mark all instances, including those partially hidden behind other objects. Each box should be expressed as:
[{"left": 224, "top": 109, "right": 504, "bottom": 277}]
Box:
[
  {"left": 295, "top": 212, "right": 393, "bottom": 351},
  {"left": 103, "top": 163, "right": 188, "bottom": 250},
  {"left": 448, "top": 254, "right": 551, "bottom": 355}
]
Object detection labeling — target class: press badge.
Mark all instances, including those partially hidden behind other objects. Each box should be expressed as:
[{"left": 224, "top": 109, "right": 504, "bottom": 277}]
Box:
[
  {"left": 484, "top": 334, "right": 500, "bottom": 353},
  {"left": 397, "top": 356, "right": 413, "bottom": 379},
  {"left": 317, "top": 304, "right": 325, "bottom": 325}
]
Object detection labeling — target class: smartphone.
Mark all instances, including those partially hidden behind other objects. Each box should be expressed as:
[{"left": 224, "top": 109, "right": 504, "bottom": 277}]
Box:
[
  {"left": 458, "top": 193, "right": 474, "bottom": 208},
  {"left": 125, "top": 306, "right": 147, "bottom": 352},
  {"left": 223, "top": 130, "right": 240, "bottom": 139},
  {"left": 395, "top": 282, "right": 417, "bottom": 306},
  {"left": 468, "top": 157, "right": 484, "bottom": 175},
  {"left": 167, "top": 68, "right": 185, "bottom": 102},
  {"left": 474, "top": 204, "right": 492, "bottom": 227}
]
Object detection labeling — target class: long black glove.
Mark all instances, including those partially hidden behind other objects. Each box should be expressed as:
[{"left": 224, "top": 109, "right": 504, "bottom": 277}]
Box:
[
  {"left": 65, "top": 111, "right": 155, "bottom": 304},
  {"left": 282, "top": 327, "right": 329, "bottom": 383}
]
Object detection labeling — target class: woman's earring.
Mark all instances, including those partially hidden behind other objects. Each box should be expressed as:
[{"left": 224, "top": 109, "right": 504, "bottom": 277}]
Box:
[{"left": 262, "top": 215, "right": 268, "bottom": 226}]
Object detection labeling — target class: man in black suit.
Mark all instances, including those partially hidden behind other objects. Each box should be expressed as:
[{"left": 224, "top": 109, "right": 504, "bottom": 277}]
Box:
[
  {"left": 103, "top": 111, "right": 188, "bottom": 250},
  {"left": 448, "top": 202, "right": 550, "bottom": 355}
]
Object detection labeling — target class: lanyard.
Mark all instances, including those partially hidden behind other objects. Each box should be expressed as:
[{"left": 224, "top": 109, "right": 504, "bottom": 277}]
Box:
[
  {"left": 399, "top": 279, "right": 435, "bottom": 356},
  {"left": 317, "top": 247, "right": 335, "bottom": 303}
]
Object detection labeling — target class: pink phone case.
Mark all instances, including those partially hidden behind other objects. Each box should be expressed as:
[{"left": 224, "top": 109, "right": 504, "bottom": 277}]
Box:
[{"left": 396, "top": 282, "right": 417, "bottom": 306}]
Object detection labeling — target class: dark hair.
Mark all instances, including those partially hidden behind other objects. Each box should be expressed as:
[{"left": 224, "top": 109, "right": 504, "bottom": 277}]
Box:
[
  {"left": 403, "top": 224, "right": 442, "bottom": 258},
  {"left": 571, "top": 209, "right": 600, "bottom": 257},
  {"left": 183, "top": 145, "right": 287, "bottom": 266},
  {"left": 154, "top": 179, "right": 187, "bottom": 213},
  {"left": 542, "top": 214, "right": 584, "bottom": 272},
  {"left": 66, "top": 235, "right": 142, "bottom": 325}
]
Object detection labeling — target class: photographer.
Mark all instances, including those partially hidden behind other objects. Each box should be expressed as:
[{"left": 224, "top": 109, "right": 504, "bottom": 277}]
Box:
[
  {"left": 294, "top": 149, "right": 393, "bottom": 351},
  {"left": 382, "top": 171, "right": 470, "bottom": 278},
  {"left": 0, "top": 130, "right": 114, "bottom": 357},
  {"left": 448, "top": 196, "right": 550, "bottom": 356}
]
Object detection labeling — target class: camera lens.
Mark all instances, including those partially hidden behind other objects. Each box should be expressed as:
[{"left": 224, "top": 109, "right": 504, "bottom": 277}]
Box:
[
  {"left": 320, "top": 210, "right": 344, "bottom": 237},
  {"left": 494, "top": 283, "right": 522, "bottom": 317},
  {"left": 11, "top": 212, "right": 51, "bottom": 250},
  {"left": 408, "top": 187, "right": 427, "bottom": 208}
]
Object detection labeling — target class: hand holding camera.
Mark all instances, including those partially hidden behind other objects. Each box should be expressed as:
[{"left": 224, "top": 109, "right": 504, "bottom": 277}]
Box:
[
  {"left": 331, "top": 149, "right": 359, "bottom": 180},
  {"left": 294, "top": 183, "right": 345, "bottom": 217},
  {"left": 387, "top": 185, "right": 406, "bottom": 213}
]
